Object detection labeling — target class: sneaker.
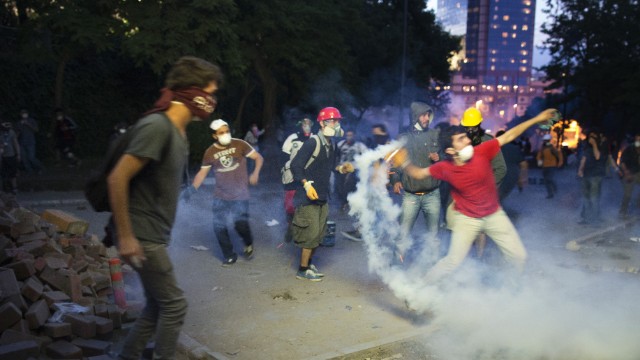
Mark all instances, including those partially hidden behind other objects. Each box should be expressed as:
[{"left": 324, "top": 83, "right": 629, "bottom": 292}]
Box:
[
  {"left": 296, "top": 269, "right": 323, "bottom": 282},
  {"left": 222, "top": 254, "right": 237, "bottom": 267},
  {"left": 244, "top": 245, "right": 254, "bottom": 259},
  {"left": 308, "top": 264, "right": 324, "bottom": 277},
  {"left": 341, "top": 230, "right": 363, "bottom": 242}
]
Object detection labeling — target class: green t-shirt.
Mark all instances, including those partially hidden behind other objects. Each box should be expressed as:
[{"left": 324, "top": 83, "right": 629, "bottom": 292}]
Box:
[{"left": 126, "top": 113, "right": 188, "bottom": 244}]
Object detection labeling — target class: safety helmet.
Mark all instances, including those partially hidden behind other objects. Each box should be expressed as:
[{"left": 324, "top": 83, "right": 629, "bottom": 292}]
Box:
[
  {"left": 317, "top": 107, "right": 342, "bottom": 122},
  {"left": 461, "top": 107, "right": 483, "bottom": 127}
]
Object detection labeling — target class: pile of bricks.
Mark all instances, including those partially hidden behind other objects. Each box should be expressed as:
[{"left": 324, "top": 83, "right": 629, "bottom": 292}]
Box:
[{"left": 0, "top": 194, "right": 139, "bottom": 359}]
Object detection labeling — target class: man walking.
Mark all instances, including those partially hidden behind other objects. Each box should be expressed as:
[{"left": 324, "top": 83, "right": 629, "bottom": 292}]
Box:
[
  {"left": 290, "top": 107, "right": 353, "bottom": 281},
  {"left": 537, "top": 133, "right": 563, "bottom": 199},
  {"left": 188, "top": 119, "right": 264, "bottom": 266},
  {"left": 618, "top": 132, "right": 640, "bottom": 218},
  {"left": 108, "top": 56, "right": 222, "bottom": 360}
]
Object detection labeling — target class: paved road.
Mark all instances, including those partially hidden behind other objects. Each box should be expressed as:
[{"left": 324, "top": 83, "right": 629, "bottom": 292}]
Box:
[{"left": 16, "top": 167, "right": 640, "bottom": 359}]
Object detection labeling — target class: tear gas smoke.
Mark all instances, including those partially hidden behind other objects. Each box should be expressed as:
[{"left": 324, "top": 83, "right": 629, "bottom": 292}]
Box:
[{"left": 348, "top": 144, "right": 640, "bottom": 359}]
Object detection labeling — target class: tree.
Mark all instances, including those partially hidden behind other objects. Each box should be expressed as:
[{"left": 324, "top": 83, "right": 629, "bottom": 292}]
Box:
[{"left": 541, "top": 0, "right": 640, "bottom": 133}]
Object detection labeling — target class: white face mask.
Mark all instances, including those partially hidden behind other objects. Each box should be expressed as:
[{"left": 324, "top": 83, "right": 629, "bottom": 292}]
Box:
[
  {"left": 322, "top": 123, "right": 344, "bottom": 137},
  {"left": 457, "top": 144, "right": 474, "bottom": 162},
  {"left": 218, "top": 133, "right": 232, "bottom": 146},
  {"left": 302, "top": 125, "right": 311, "bottom": 134},
  {"left": 635, "top": 141, "right": 640, "bottom": 148}
]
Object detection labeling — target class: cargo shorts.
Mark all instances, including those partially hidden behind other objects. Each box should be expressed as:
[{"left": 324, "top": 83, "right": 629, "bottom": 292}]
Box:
[{"left": 291, "top": 203, "right": 328, "bottom": 249}]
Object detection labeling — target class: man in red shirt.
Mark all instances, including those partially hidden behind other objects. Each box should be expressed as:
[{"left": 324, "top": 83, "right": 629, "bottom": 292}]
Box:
[{"left": 400, "top": 109, "right": 557, "bottom": 284}]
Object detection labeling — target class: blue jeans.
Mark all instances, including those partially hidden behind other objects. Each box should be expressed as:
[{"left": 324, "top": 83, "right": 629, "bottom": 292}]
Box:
[
  {"left": 212, "top": 198, "right": 253, "bottom": 259},
  {"left": 580, "top": 176, "right": 602, "bottom": 222},
  {"left": 399, "top": 189, "right": 441, "bottom": 255},
  {"left": 119, "top": 242, "right": 188, "bottom": 360},
  {"left": 20, "top": 142, "right": 43, "bottom": 173}
]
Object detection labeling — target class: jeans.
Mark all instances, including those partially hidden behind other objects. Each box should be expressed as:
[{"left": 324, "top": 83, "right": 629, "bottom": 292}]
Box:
[
  {"left": 212, "top": 198, "right": 253, "bottom": 259},
  {"left": 119, "top": 242, "right": 188, "bottom": 360},
  {"left": 399, "top": 189, "right": 441, "bottom": 255},
  {"left": 20, "top": 142, "right": 43, "bottom": 173},
  {"left": 425, "top": 207, "right": 527, "bottom": 284},
  {"left": 580, "top": 176, "right": 603, "bottom": 222}
]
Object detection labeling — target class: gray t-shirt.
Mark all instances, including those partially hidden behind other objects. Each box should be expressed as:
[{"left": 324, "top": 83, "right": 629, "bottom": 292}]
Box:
[{"left": 125, "top": 113, "right": 188, "bottom": 244}]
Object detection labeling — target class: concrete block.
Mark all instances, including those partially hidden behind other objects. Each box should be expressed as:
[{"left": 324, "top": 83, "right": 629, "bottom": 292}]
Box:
[
  {"left": 71, "top": 338, "right": 111, "bottom": 357},
  {"left": 0, "top": 302, "right": 22, "bottom": 332},
  {"left": 63, "top": 313, "right": 96, "bottom": 339},
  {"left": 21, "top": 276, "right": 43, "bottom": 302},
  {"left": 41, "top": 209, "right": 89, "bottom": 236},
  {"left": 0, "top": 267, "right": 20, "bottom": 298},
  {"left": 25, "top": 299, "right": 50, "bottom": 329},
  {"left": 42, "top": 291, "right": 71, "bottom": 307},
  {"left": 0, "top": 340, "right": 39, "bottom": 360},
  {"left": 46, "top": 340, "right": 83, "bottom": 359},
  {"left": 43, "top": 322, "right": 72, "bottom": 338}
]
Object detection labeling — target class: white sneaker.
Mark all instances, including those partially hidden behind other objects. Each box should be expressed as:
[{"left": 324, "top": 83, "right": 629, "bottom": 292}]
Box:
[{"left": 309, "top": 264, "right": 324, "bottom": 277}]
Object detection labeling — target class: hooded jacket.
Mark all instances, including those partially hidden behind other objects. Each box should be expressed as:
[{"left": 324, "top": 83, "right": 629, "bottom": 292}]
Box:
[{"left": 390, "top": 102, "right": 441, "bottom": 193}]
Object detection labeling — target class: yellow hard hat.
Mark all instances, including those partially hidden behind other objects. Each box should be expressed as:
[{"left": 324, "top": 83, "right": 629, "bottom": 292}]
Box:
[{"left": 461, "top": 107, "right": 483, "bottom": 127}]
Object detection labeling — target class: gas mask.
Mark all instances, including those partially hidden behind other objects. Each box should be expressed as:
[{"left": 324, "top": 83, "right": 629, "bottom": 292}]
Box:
[
  {"left": 217, "top": 133, "right": 232, "bottom": 146},
  {"left": 322, "top": 123, "right": 344, "bottom": 137},
  {"left": 466, "top": 127, "right": 484, "bottom": 146},
  {"left": 457, "top": 145, "right": 474, "bottom": 162}
]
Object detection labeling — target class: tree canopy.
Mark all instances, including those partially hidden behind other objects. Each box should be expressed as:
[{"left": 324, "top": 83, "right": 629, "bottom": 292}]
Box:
[{"left": 541, "top": 0, "right": 640, "bottom": 134}]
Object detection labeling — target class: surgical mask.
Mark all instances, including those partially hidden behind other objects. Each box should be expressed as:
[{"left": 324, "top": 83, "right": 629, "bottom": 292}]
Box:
[
  {"left": 457, "top": 145, "right": 474, "bottom": 162},
  {"left": 302, "top": 125, "right": 311, "bottom": 134},
  {"left": 635, "top": 141, "right": 640, "bottom": 148},
  {"left": 322, "top": 123, "right": 344, "bottom": 137},
  {"left": 218, "top": 133, "right": 232, "bottom": 146}
]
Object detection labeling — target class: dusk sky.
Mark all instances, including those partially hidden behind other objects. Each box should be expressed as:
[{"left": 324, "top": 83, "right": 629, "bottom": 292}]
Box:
[{"left": 427, "top": 0, "right": 552, "bottom": 69}]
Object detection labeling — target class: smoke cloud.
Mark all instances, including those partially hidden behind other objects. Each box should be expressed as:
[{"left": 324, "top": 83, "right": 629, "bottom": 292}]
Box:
[{"left": 348, "top": 144, "right": 640, "bottom": 359}]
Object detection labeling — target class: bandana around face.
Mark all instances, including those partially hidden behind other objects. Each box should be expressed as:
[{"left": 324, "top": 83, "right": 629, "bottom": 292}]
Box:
[{"left": 147, "top": 87, "right": 216, "bottom": 120}]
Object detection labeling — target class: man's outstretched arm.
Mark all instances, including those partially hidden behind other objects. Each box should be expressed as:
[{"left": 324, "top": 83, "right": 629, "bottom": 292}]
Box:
[{"left": 497, "top": 109, "right": 557, "bottom": 147}]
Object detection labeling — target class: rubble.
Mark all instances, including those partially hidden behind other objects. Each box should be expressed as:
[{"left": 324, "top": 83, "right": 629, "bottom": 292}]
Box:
[{"left": 0, "top": 193, "right": 136, "bottom": 358}]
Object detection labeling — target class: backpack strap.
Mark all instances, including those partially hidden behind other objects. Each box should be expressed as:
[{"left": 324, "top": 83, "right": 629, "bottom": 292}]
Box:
[{"left": 304, "top": 135, "right": 322, "bottom": 169}]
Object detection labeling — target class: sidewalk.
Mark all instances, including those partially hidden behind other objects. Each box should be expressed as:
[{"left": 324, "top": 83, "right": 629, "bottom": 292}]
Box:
[{"left": 15, "top": 167, "right": 640, "bottom": 359}]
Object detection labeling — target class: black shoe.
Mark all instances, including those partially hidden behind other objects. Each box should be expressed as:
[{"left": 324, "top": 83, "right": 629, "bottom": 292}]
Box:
[{"left": 222, "top": 254, "right": 238, "bottom": 267}]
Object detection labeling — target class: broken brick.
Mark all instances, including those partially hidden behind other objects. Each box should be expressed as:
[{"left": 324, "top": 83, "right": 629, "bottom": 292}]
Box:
[
  {"left": 43, "top": 322, "right": 72, "bottom": 339},
  {"left": 42, "top": 291, "right": 71, "bottom": 307},
  {"left": 25, "top": 299, "right": 50, "bottom": 329},
  {"left": 45, "top": 340, "right": 82, "bottom": 359},
  {"left": 63, "top": 314, "right": 96, "bottom": 339},
  {"left": 0, "top": 302, "right": 22, "bottom": 332},
  {"left": 71, "top": 338, "right": 111, "bottom": 357},
  {"left": 0, "top": 340, "right": 40, "bottom": 360},
  {"left": 21, "top": 276, "right": 44, "bottom": 302}
]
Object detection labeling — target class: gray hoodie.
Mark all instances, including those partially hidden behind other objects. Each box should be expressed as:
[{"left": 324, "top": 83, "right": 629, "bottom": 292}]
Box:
[{"left": 390, "top": 102, "right": 441, "bottom": 192}]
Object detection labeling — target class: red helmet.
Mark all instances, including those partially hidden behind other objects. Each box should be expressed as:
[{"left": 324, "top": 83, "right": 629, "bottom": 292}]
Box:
[{"left": 317, "top": 107, "right": 342, "bottom": 122}]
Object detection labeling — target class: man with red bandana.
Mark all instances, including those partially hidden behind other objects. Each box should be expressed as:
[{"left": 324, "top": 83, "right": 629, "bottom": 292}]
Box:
[{"left": 108, "top": 56, "right": 223, "bottom": 360}]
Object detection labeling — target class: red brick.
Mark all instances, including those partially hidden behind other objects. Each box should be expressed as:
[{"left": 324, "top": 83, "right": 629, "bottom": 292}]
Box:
[
  {"left": 4, "top": 259, "right": 35, "bottom": 280},
  {"left": 42, "top": 291, "right": 71, "bottom": 307},
  {"left": 16, "top": 231, "right": 48, "bottom": 245},
  {"left": 15, "top": 240, "right": 47, "bottom": 257},
  {"left": 63, "top": 314, "right": 96, "bottom": 339},
  {"left": 71, "top": 338, "right": 111, "bottom": 357},
  {"left": 0, "top": 302, "right": 22, "bottom": 332},
  {"left": 25, "top": 299, "right": 50, "bottom": 329},
  {"left": 44, "top": 256, "right": 70, "bottom": 270},
  {"left": 10, "top": 319, "right": 29, "bottom": 334},
  {"left": 87, "top": 315, "right": 113, "bottom": 335},
  {"left": 0, "top": 340, "right": 40, "bottom": 360},
  {"left": 46, "top": 340, "right": 83, "bottom": 359},
  {"left": 106, "top": 305, "right": 123, "bottom": 329},
  {"left": 43, "top": 322, "right": 72, "bottom": 338},
  {"left": 20, "top": 276, "right": 43, "bottom": 302},
  {"left": 0, "top": 234, "right": 14, "bottom": 264}
]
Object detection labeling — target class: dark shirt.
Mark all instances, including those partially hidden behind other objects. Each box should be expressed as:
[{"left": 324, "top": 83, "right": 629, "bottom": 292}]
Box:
[
  {"left": 620, "top": 145, "right": 640, "bottom": 174},
  {"left": 291, "top": 132, "right": 335, "bottom": 207},
  {"left": 582, "top": 143, "right": 609, "bottom": 178}
]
